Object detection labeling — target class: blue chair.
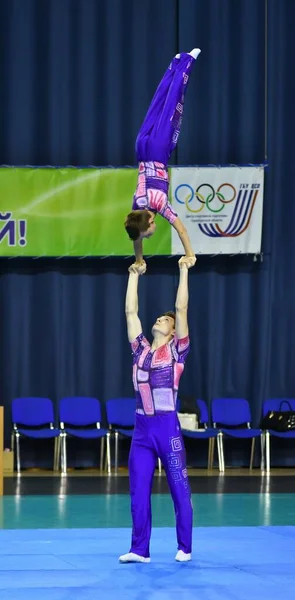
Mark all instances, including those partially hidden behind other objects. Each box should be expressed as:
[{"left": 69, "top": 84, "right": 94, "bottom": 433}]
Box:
[
  {"left": 262, "top": 399, "right": 295, "bottom": 472},
  {"left": 59, "top": 397, "right": 110, "bottom": 474},
  {"left": 106, "top": 398, "right": 135, "bottom": 472},
  {"left": 211, "top": 398, "right": 262, "bottom": 470},
  {"left": 181, "top": 399, "right": 224, "bottom": 472},
  {"left": 11, "top": 397, "right": 61, "bottom": 474}
]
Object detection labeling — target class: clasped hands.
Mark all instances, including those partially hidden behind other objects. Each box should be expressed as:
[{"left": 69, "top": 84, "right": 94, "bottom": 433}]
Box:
[{"left": 129, "top": 255, "right": 196, "bottom": 275}]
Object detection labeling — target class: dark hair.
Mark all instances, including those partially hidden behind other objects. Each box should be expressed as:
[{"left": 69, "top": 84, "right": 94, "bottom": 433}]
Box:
[
  {"left": 124, "top": 210, "right": 151, "bottom": 241},
  {"left": 162, "top": 311, "right": 176, "bottom": 324}
]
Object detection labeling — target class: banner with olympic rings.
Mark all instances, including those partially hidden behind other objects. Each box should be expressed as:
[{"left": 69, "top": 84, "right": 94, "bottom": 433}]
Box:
[{"left": 171, "top": 166, "right": 265, "bottom": 255}]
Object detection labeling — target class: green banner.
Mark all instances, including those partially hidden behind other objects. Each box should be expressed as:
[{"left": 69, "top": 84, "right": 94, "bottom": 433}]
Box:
[{"left": 0, "top": 168, "right": 171, "bottom": 256}]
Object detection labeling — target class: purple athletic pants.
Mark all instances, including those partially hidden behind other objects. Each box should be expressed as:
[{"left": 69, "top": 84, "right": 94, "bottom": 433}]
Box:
[
  {"left": 135, "top": 53, "right": 196, "bottom": 165},
  {"left": 128, "top": 412, "right": 193, "bottom": 558}
]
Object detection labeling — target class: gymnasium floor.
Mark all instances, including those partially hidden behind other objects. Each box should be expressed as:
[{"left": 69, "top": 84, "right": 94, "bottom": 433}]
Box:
[{"left": 1, "top": 470, "right": 295, "bottom": 599}]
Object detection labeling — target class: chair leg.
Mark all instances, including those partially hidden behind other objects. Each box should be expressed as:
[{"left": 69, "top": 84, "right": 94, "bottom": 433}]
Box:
[
  {"left": 53, "top": 437, "right": 60, "bottom": 472},
  {"left": 61, "top": 434, "right": 67, "bottom": 475},
  {"left": 114, "top": 432, "right": 119, "bottom": 473},
  {"left": 99, "top": 436, "right": 105, "bottom": 471},
  {"left": 60, "top": 435, "right": 64, "bottom": 474},
  {"left": 211, "top": 438, "right": 215, "bottom": 469},
  {"left": 104, "top": 440, "right": 108, "bottom": 471},
  {"left": 54, "top": 437, "right": 59, "bottom": 471},
  {"left": 221, "top": 434, "right": 225, "bottom": 472},
  {"left": 217, "top": 432, "right": 224, "bottom": 473},
  {"left": 53, "top": 438, "right": 57, "bottom": 471},
  {"left": 217, "top": 433, "right": 221, "bottom": 472},
  {"left": 16, "top": 433, "right": 21, "bottom": 474},
  {"left": 207, "top": 438, "right": 212, "bottom": 469},
  {"left": 250, "top": 438, "right": 255, "bottom": 470},
  {"left": 158, "top": 458, "right": 162, "bottom": 475},
  {"left": 210, "top": 438, "right": 215, "bottom": 469},
  {"left": 212, "top": 438, "right": 216, "bottom": 469},
  {"left": 260, "top": 432, "right": 265, "bottom": 470},
  {"left": 265, "top": 431, "right": 270, "bottom": 473},
  {"left": 57, "top": 436, "right": 61, "bottom": 471},
  {"left": 106, "top": 433, "right": 111, "bottom": 475}
]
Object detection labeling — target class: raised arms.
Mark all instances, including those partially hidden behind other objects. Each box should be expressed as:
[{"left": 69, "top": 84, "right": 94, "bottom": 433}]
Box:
[{"left": 125, "top": 256, "right": 194, "bottom": 343}]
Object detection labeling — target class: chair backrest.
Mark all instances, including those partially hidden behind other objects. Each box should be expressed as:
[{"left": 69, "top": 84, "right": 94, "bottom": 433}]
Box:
[
  {"left": 262, "top": 398, "right": 295, "bottom": 417},
  {"left": 106, "top": 398, "right": 136, "bottom": 427},
  {"left": 59, "top": 397, "right": 101, "bottom": 426},
  {"left": 12, "top": 397, "right": 55, "bottom": 427},
  {"left": 197, "top": 399, "right": 209, "bottom": 424},
  {"left": 212, "top": 398, "right": 251, "bottom": 427}
]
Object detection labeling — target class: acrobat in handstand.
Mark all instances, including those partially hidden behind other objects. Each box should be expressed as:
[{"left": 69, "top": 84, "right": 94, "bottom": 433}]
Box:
[{"left": 124, "top": 48, "right": 201, "bottom": 270}]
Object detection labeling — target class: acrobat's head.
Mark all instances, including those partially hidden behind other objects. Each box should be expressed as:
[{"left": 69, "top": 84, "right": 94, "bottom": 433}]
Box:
[
  {"left": 124, "top": 210, "right": 156, "bottom": 241},
  {"left": 151, "top": 311, "right": 176, "bottom": 341}
]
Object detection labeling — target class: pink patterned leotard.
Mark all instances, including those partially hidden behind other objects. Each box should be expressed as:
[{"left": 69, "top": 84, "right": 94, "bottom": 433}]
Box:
[
  {"left": 132, "top": 161, "right": 178, "bottom": 225},
  {"left": 131, "top": 332, "right": 190, "bottom": 415}
]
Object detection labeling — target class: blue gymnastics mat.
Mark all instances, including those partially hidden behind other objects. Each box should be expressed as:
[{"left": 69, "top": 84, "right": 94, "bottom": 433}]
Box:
[{"left": 0, "top": 526, "right": 294, "bottom": 600}]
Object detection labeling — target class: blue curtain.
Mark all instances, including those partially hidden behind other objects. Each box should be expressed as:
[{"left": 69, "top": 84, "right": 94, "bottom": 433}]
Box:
[
  {"left": 0, "top": 0, "right": 294, "bottom": 466},
  {"left": 177, "top": 0, "right": 266, "bottom": 165},
  {"left": 267, "top": 0, "right": 295, "bottom": 398},
  {"left": 0, "top": 0, "right": 178, "bottom": 166}
]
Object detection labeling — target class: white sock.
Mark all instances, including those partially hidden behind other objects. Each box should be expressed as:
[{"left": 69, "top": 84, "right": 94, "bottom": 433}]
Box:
[{"left": 189, "top": 48, "right": 201, "bottom": 60}]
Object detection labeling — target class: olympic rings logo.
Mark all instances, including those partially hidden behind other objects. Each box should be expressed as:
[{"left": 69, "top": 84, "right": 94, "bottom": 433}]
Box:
[{"left": 174, "top": 183, "right": 236, "bottom": 214}]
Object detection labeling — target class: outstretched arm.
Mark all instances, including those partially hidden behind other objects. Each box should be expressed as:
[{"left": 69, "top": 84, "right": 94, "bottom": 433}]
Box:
[
  {"left": 146, "top": 193, "right": 196, "bottom": 263},
  {"left": 125, "top": 265, "right": 143, "bottom": 343},
  {"left": 172, "top": 217, "right": 196, "bottom": 262},
  {"left": 133, "top": 239, "right": 145, "bottom": 266},
  {"left": 175, "top": 258, "right": 193, "bottom": 339}
]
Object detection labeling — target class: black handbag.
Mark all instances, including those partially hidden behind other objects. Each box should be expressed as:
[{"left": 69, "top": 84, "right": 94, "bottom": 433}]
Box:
[{"left": 261, "top": 400, "right": 295, "bottom": 432}]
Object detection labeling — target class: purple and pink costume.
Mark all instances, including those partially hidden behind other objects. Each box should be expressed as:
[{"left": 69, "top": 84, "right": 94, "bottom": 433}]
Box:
[
  {"left": 132, "top": 53, "right": 197, "bottom": 224},
  {"left": 128, "top": 333, "right": 193, "bottom": 558}
]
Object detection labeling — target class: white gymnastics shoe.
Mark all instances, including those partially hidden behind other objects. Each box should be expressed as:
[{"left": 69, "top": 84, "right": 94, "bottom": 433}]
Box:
[
  {"left": 189, "top": 48, "right": 201, "bottom": 60},
  {"left": 119, "top": 552, "right": 150, "bottom": 564},
  {"left": 175, "top": 550, "right": 192, "bottom": 562}
]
